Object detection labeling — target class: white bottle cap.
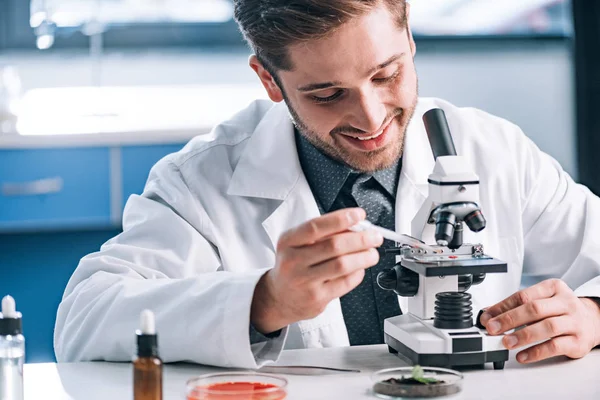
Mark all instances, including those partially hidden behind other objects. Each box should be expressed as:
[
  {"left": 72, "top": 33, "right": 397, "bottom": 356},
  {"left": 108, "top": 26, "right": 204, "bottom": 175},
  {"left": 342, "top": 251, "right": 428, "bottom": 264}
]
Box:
[
  {"left": 1, "top": 295, "right": 17, "bottom": 318},
  {"left": 140, "top": 309, "right": 156, "bottom": 335}
]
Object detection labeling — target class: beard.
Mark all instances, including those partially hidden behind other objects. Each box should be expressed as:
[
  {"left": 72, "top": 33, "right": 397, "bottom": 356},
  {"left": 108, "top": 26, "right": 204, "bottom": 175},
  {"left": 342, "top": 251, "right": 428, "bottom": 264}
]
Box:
[{"left": 284, "top": 96, "right": 417, "bottom": 173}]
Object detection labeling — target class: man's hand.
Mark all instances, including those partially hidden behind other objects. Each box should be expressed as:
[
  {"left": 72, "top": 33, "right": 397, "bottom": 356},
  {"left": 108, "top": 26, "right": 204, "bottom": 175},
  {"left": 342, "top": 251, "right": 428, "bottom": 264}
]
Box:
[
  {"left": 480, "top": 279, "right": 600, "bottom": 364},
  {"left": 251, "top": 208, "right": 383, "bottom": 334}
]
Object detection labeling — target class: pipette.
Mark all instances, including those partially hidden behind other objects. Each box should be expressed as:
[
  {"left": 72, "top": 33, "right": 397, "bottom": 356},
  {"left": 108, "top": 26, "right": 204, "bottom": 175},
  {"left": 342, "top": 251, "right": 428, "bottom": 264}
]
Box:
[{"left": 349, "top": 220, "right": 439, "bottom": 253}]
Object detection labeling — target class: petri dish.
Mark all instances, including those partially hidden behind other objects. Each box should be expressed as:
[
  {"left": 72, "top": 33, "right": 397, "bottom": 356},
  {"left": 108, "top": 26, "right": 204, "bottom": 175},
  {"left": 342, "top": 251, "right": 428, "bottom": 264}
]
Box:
[
  {"left": 371, "top": 367, "right": 463, "bottom": 399},
  {"left": 186, "top": 372, "right": 288, "bottom": 400}
]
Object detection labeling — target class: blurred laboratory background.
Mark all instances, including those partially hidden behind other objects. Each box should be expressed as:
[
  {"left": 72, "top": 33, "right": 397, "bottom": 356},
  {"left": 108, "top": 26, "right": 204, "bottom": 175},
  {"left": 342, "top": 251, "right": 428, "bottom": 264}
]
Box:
[{"left": 0, "top": 0, "right": 598, "bottom": 362}]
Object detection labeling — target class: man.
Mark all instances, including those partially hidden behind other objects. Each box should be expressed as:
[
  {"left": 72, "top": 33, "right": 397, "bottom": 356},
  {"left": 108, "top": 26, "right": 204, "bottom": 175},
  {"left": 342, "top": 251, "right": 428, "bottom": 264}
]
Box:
[{"left": 55, "top": 0, "right": 600, "bottom": 368}]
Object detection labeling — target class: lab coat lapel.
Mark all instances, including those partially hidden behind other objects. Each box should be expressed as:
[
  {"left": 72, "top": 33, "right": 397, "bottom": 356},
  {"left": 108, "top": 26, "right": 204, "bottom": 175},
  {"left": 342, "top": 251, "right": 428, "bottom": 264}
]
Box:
[
  {"left": 227, "top": 101, "right": 321, "bottom": 248},
  {"left": 227, "top": 101, "right": 349, "bottom": 347},
  {"left": 227, "top": 102, "right": 301, "bottom": 203}
]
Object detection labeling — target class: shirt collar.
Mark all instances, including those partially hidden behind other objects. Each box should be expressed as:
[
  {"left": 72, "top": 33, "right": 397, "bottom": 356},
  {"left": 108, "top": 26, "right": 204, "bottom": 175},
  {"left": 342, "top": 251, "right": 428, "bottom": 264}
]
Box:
[{"left": 295, "top": 130, "right": 402, "bottom": 212}]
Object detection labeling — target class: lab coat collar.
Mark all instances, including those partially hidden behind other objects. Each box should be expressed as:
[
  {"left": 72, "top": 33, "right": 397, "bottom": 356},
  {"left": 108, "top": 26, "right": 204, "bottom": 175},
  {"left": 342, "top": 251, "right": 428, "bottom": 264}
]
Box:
[
  {"left": 227, "top": 102, "right": 301, "bottom": 200},
  {"left": 227, "top": 101, "right": 321, "bottom": 256}
]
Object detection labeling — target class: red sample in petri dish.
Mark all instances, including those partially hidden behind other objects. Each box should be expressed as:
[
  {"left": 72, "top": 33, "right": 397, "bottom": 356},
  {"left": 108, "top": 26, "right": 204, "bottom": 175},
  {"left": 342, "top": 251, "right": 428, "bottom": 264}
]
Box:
[{"left": 187, "top": 373, "right": 287, "bottom": 400}]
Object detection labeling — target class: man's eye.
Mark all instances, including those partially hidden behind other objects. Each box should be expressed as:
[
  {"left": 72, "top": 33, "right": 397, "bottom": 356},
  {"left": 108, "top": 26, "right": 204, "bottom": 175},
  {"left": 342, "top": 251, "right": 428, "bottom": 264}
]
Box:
[
  {"left": 373, "top": 71, "right": 400, "bottom": 83},
  {"left": 311, "top": 90, "right": 344, "bottom": 104}
]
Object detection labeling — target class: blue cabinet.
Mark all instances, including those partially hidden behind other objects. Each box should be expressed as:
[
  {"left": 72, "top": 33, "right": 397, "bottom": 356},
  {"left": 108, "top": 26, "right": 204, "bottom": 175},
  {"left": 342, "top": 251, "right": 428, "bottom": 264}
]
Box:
[
  {"left": 0, "top": 229, "right": 121, "bottom": 363},
  {"left": 0, "top": 141, "right": 188, "bottom": 363},
  {"left": 0, "top": 144, "right": 187, "bottom": 231},
  {"left": 0, "top": 148, "right": 112, "bottom": 231}
]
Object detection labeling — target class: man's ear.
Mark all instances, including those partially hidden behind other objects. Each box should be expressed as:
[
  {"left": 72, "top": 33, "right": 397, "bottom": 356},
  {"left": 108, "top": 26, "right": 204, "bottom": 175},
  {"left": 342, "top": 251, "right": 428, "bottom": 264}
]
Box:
[
  {"left": 249, "top": 55, "right": 284, "bottom": 103},
  {"left": 405, "top": 3, "right": 416, "bottom": 58}
]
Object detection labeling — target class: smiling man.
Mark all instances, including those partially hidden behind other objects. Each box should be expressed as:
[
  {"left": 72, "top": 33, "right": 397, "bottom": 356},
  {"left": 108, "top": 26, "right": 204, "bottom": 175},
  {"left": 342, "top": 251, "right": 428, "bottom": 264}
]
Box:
[
  {"left": 250, "top": 3, "right": 417, "bottom": 174},
  {"left": 55, "top": 1, "right": 600, "bottom": 368}
]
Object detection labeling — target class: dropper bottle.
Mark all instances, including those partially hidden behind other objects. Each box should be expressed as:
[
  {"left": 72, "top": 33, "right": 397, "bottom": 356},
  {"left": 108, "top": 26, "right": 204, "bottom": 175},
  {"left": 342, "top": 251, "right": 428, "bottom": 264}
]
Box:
[
  {"left": 0, "top": 295, "right": 24, "bottom": 400},
  {"left": 133, "top": 310, "right": 162, "bottom": 400}
]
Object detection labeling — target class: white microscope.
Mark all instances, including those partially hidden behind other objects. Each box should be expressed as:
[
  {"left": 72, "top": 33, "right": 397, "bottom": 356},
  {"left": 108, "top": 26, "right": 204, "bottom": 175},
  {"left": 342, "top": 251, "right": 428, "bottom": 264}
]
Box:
[{"left": 376, "top": 108, "right": 509, "bottom": 370}]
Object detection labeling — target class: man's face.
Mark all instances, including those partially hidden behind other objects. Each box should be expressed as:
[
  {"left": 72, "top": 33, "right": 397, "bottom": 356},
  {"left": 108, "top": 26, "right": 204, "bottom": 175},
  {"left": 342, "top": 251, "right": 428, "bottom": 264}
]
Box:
[{"left": 267, "top": 5, "right": 418, "bottom": 172}]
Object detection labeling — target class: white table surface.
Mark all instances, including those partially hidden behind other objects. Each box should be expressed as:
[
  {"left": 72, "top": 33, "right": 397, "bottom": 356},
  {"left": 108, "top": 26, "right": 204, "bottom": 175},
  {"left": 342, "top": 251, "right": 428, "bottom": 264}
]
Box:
[{"left": 24, "top": 345, "right": 600, "bottom": 400}]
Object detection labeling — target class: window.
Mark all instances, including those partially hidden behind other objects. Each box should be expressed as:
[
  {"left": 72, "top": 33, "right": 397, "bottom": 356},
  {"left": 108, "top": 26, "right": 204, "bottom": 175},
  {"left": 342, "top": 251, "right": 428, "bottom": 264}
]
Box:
[
  {"left": 28, "top": 0, "right": 239, "bottom": 49},
  {"left": 1, "top": 0, "right": 245, "bottom": 50},
  {"left": 410, "top": 0, "right": 572, "bottom": 37},
  {"left": 0, "top": 0, "right": 572, "bottom": 50}
]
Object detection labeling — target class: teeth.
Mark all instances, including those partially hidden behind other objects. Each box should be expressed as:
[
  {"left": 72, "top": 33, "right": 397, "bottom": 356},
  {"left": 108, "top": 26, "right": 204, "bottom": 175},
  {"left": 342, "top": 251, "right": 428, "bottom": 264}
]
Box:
[{"left": 356, "top": 130, "right": 383, "bottom": 141}]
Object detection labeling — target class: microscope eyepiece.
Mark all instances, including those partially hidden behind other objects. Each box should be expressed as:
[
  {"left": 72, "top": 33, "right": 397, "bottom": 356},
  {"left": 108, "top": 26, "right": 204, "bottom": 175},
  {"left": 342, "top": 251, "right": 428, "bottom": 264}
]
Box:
[{"left": 423, "top": 108, "right": 457, "bottom": 159}]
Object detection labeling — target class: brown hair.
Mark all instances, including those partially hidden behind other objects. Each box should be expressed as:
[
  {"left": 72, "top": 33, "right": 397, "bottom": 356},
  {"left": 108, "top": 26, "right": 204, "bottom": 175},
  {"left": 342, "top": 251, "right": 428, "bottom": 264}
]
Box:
[{"left": 233, "top": 0, "right": 407, "bottom": 75}]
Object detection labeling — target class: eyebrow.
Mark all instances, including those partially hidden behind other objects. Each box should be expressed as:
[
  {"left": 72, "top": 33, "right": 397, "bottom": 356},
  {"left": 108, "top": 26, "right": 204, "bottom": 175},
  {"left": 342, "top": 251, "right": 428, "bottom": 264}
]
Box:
[
  {"left": 297, "top": 81, "right": 343, "bottom": 92},
  {"left": 296, "top": 52, "right": 406, "bottom": 93}
]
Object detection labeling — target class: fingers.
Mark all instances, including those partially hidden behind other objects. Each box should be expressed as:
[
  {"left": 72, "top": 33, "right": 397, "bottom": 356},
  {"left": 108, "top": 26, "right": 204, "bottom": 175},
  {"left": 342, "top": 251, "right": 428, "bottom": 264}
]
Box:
[
  {"left": 486, "top": 297, "right": 570, "bottom": 335},
  {"left": 290, "top": 230, "right": 383, "bottom": 268},
  {"left": 315, "top": 248, "right": 380, "bottom": 281},
  {"left": 325, "top": 269, "right": 367, "bottom": 300},
  {"left": 502, "top": 315, "right": 571, "bottom": 350},
  {"left": 481, "top": 279, "right": 568, "bottom": 326},
  {"left": 516, "top": 335, "right": 579, "bottom": 364},
  {"left": 278, "top": 208, "right": 366, "bottom": 248}
]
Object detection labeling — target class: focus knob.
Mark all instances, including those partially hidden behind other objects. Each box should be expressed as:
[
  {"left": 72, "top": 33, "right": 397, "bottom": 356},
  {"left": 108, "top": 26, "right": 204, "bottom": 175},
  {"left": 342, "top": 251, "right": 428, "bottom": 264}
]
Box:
[
  {"left": 377, "top": 268, "right": 398, "bottom": 291},
  {"left": 377, "top": 265, "right": 419, "bottom": 297}
]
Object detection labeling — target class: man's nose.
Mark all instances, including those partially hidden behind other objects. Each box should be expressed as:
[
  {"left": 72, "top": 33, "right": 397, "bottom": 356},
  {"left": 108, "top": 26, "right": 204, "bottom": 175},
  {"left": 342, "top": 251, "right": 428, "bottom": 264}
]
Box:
[{"left": 350, "top": 90, "right": 387, "bottom": 133}]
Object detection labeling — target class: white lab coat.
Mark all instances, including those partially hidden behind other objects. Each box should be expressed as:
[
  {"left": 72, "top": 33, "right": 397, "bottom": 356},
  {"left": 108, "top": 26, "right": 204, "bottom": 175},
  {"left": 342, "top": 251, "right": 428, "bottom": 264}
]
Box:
[{"left": 54, "top": 97, "right": 600, "bottom": 368}]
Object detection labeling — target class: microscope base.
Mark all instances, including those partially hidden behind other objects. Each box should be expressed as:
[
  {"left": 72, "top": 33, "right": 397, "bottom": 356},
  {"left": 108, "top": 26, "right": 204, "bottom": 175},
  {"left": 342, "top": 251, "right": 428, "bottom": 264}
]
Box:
[{"left": 384, "top": 314, "right": 509, "bottom": 370}]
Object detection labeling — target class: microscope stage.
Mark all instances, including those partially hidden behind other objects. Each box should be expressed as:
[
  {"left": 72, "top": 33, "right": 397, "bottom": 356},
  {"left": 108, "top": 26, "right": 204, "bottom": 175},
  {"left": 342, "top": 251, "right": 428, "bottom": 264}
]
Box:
[
  {"left": 401, "top": 256, "right": 507, "bottom": 277},
  {"left": 384, "top": 314, "right": 509, "bottom": 369}
]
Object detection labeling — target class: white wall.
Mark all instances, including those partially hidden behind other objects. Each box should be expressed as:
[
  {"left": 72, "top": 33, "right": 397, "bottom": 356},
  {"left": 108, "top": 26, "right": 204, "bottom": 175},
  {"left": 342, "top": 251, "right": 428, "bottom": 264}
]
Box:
[
  {"left": 1, "top": 39, "right": 577, "bottom": 177},
  {"left": 415, "top": 40, "right": 576, "bottom": 178}
]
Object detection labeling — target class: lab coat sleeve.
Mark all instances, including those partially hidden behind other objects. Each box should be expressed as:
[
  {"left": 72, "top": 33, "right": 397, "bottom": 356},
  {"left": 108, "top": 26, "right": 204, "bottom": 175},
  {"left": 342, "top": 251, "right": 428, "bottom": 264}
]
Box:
[
  {"left": 518, "top": 131, "right": 600, "bottom": 298},
  {"left": 54, "top": 159, "right": 288, "bottom": 368}
]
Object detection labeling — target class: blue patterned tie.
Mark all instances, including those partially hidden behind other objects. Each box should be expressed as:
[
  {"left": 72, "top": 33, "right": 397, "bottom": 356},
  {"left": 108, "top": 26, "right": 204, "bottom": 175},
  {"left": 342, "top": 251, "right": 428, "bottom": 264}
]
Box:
[{"left": 338, "top": 173, "right": 402, "bottom": 345}]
